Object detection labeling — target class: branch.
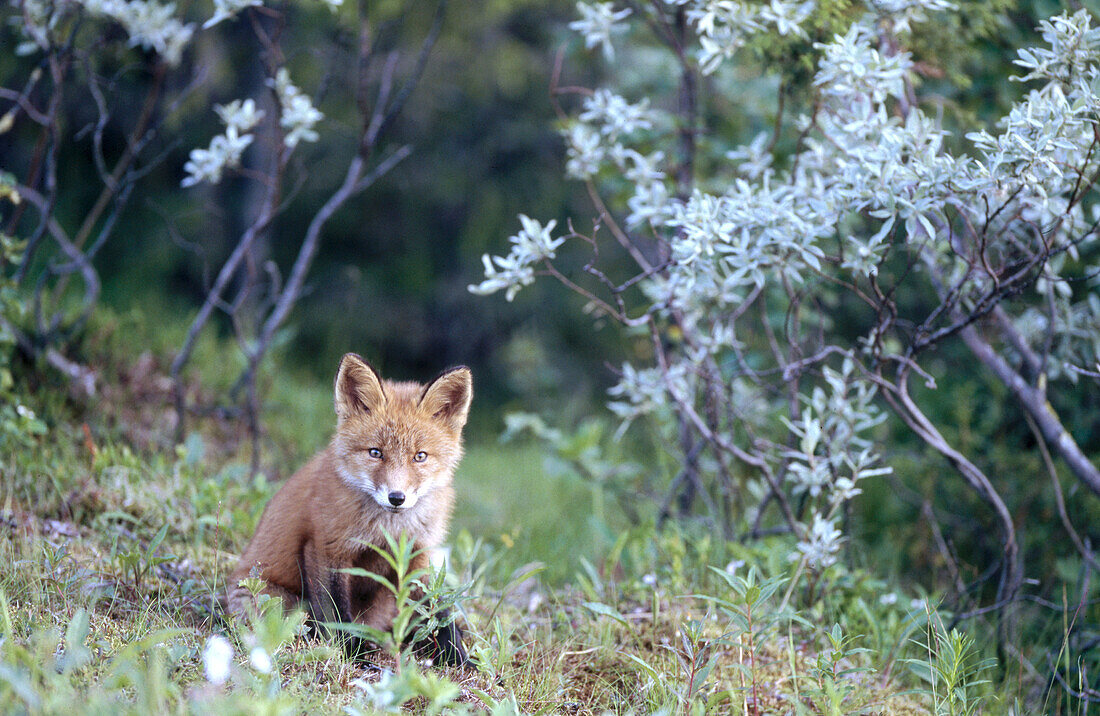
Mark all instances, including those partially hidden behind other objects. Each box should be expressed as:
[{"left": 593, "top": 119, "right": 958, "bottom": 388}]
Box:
[
  {"left": 877, "top": 366, "right": 1022, "bottom": 608},
  {"left": 1024, "top": 412, "right": 1100, "bottom": 572},
  {"left": 170, "top": 151, "right": 286, "bottom": 397},
  {"left": 254, "top": 145, "right": 411, "bottom": 357},
  {"left": 958, "top": 322, "right": 1100, "bottom": 498}
]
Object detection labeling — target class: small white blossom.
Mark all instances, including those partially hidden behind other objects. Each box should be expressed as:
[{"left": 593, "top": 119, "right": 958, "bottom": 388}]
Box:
[
  {"left": 12, "top": 0, "right": 65, "bottom": 52},
  {"left": 579, "top": 89, "right": 654, "bottom": 138},
  {"left": 563, "top": 122, "right": 605, "bottom": 180},
  {"left": 796, "top": 514, "right": 843, "bottom": 569},
  {"left": 15, "top": 404, "right": 35, "bottom": 420},
  {"left": 814, "top": 23, "right": 912, "bottom": 105},
  {"left": 181, "top": 97, "right": 265, "bottom": 187},
  {"left": 727, "top": 132, "right": 774, "bottom": 180},
  {"left": 269, "top": 68, "right": 323, "bottom": 149},
  {"left": 869, "top": 0, "right": 955, "bottom": 35},
  {"left": 760, "top": 0, "right": 813, "bottom": 38},
  {"left": 81, "top": 0, "right": 195, "bottom": 65},
  {"left": 626, "top": 180, "right": 671, "bottom": 228},
  {"left": 203, "top": 635, "right": 233, "bottom": 685},
  {"left": 879, "top": 592, "right": 899, "bottom": 606},
  {"left": 569, "top": 2, "right": 632, "bottom": 61},
  {"left": 249, "top": 646, "right": 272, "bottom": 674},
  {"left": 181, "top": 127, "right": 253, "bottom": 187},
  {"left": 203, "top": 0, "right": 261, "bottom": 29},
  {"left": 468, "top": 215, "right": 563, "bottom": 301},
  {"left": 830, "top": 477, "right": 862, "bottom": 504},
  {"left": 215, "top": 98, "right": 265, "bottom": 134}
]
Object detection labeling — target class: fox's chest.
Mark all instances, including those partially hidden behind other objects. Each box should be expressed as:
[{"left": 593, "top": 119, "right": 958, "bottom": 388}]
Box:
[{"left": 335, "top": 495, "right": 442, "bottom": 553}]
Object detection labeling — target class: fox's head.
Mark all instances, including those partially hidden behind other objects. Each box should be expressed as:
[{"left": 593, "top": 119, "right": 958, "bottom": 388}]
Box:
[{"left": 330, "top": 353, "right": 472, "bottom": 516}]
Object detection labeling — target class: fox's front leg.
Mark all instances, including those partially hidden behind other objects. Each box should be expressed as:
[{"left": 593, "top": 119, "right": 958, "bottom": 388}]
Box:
[
  {"left": 408, "top": 550, "right": 468, "bottom": 668},
  {"left": 226, "top": 570, "right": 301, "bottom": 619},
  {"left": 301, "top": 541, "right": 363, "bottom": 654}
]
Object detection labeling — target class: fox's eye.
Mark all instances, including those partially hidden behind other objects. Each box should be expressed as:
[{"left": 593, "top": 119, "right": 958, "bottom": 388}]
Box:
[
  {"left": 367, "top": 448, "right": 383, "bottom": 459},
  {"left": 413, "top": 451, "right": 427, "bottom": 463}
]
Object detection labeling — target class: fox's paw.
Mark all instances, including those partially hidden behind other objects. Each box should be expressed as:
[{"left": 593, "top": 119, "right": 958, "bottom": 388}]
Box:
[{"left": 415, "top": 618, "right": 469, "bottom": 669}]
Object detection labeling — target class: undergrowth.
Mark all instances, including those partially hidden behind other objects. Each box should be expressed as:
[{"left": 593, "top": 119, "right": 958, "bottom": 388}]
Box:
[{"left": 0, "top": 332, "right": 1008, "bottom": 714}]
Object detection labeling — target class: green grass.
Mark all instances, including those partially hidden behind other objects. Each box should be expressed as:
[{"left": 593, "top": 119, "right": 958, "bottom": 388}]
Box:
[
  {"left": 454, "top": 442, "right": 621, "bottom": 585},
  {"left": 0, "top": 327, "right": 991, "bottom": 714}
]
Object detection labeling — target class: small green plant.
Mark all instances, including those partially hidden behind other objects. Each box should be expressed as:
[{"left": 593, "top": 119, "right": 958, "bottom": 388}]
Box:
[
  {"left": 905, "top": 615, "right": 997, "bottom": 716},
  {"left": 108, "top": 523, "right": 176, "bottom": 595},
  {"left": 800, "top": 623, "right": 876, "bottom": 716},
  {"left": 334, "top": 530, "right": 467, "bottom": 667},
  {"left": 667, "top": 617, "right": 725, "bottom": 715},
  {"left": 705, "top": 566, "right": 794, "bottom": 714}
]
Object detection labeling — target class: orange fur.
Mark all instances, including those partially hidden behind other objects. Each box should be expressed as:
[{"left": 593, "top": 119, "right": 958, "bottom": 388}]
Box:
[{"left": 226, "top": 354, "right": 471, "bottom": 658}]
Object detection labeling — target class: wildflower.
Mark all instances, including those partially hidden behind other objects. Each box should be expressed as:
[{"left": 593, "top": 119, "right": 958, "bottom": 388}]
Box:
[
  {"left": 249, "top": 646, "right": 272, "bottom": 674},
  {"left": 202, "top": 635, "right": 233, "bottom": 685},
  {"left": 181, "top": 127, "right": 253, "bottom": 187},
  {"left": 724, "top": 559, "right": 745, "bottom": 576},
  {"left": 81, "top": 0, "right": 195, "bottom": 65},
  {"left": 569, "top": 2, "right": 631, "bottom": 61},
  {"left": 214, "top": 99, "right": 265, "bottom": 134},
  {"left": 562, "top": 122, "right": 605, "bottom": 180},
  {"left": 468, "top": 216, "right": 563, "bottom": 301},
  {"left": 579, "top": 89, "right": 653, "bottom": 138},
  {"left": 204, "top": 0, "right": 261, "bottom": 29},
  {"left": 269, "top": 68, "right": 323, "bottom": 149},
  {"left": 796, "top": 514, "right": 843, "bottom": 569}
]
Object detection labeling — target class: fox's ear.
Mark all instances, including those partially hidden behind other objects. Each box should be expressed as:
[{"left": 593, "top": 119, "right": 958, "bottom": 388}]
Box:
[
  {"left": 335, "top": 353, "right": 386, "bottom": 419},
  {"left": 420, "top": 366, "right": 473, "bottom": 432}
]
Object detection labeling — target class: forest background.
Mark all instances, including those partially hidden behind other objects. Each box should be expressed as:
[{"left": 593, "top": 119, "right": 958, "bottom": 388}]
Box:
[{"left": 1, "top": 0, "right": 1099, "bottom": 712}]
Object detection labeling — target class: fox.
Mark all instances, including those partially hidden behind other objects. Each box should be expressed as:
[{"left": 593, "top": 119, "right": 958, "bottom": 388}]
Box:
[{"left": 225, "top": 353, "right": 472, "bottom": 666}]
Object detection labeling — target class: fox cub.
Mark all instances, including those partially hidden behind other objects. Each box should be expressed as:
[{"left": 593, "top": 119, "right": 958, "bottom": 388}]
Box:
[{"left": 226, "top": 353, "right": 471, "bottom": 666}]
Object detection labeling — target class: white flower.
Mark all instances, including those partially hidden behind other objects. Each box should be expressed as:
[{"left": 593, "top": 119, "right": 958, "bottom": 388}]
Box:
[
  {"left": 569, "top": 1, "right": 632, "bottom": 61},
  {"left": 215, "top": 98, "right": 265, "bottom": 134},
  {"left": 181, "top": 126, "right": 254, "bottom": 187},
  {"left": 249, "top": 646, "right": 272, "bottom": 674},
  {"left": 796, "top": 514, "right": 843, "bottom": 569},
  {"left": 81, "top": 0, "right": 195, "bottom": 65},
  {"left": 467, "top": 215, "right": 563, "bottom": 301},
  {"left": 203, "top": 0, "right": 261, "bottom": 29},
  {"left": 579, "top": 89, "right": 654, "bottom": 138},
  {"left": 880, "top": 592, "right": 899, "bottom": 606},
  {"left": 563, "top": 122, "right": 605, "bottom": 180},
  {"left": 726, "top": 132, "right": 774, "bottom": 180},
  {"left": 626, "top": 180, "right": 671, "bottom": 228},
  {"left": 203, "top": 635, "right": 233, "bottom": 685},
  {"left": 514, "top": 215, "right": 564, "bottom": 259},
  {"left": 269, "top": 68, "right": 323, "bottom": 149},
  {"left": 814, "top": 23, "right": 912, "bottom": 106},
  {"left": 830, "top": 476, "right": 862, "bottom": 503},
  {"left": 760, "top": 0, "right": 813, "bottom": 38},
  {"left": 15, "top": 404, "right": 35, "bottom": 420}
]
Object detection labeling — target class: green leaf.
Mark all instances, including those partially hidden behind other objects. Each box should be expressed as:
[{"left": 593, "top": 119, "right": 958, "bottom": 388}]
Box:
[{"left": 582, "top": 601, "right": 629, "bottom": 627}]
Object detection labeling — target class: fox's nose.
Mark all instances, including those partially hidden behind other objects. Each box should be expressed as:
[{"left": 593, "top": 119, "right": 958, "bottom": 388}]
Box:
[{"left": 388, "top": 491, "right": 406, "bottom": 507}]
